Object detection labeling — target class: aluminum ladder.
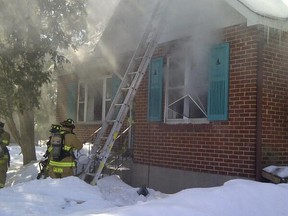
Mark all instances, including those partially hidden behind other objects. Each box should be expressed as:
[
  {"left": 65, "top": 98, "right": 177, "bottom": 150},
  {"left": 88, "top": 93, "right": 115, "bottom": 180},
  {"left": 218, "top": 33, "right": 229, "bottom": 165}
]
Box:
[{"left": 81, "top": 0, "right": 168, "bottom": 185}]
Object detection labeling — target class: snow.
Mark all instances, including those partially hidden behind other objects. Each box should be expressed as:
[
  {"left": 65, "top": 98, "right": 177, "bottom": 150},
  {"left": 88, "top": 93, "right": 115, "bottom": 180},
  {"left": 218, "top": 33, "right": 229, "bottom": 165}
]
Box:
[
  {"left": 1, "top": 145, "right": 288, "bottom": 216},
  {"left": 263, "top": 165, "right": 288, "bottom": 178},
  {"left": 240, "top": 0, "right": 288, "bottom": 19}
]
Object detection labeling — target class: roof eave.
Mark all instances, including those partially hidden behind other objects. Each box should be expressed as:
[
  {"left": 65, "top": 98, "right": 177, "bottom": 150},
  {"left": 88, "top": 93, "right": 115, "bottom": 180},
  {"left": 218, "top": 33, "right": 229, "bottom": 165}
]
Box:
[{"left": 225, "top": 0, "right": 288, "bottom": 31}]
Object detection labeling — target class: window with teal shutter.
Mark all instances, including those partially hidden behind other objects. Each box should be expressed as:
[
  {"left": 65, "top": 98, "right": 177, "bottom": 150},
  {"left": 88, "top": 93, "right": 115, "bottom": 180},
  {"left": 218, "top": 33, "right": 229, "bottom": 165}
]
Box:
[
  {"left": 208, "top": 43, "right": 230, "bottom": 121},
  {"left": 148, "top": 58, "right": 163, "bottom": 121},
  {"left": 67, "top": 82, "right": 77, "bottom": 120}
]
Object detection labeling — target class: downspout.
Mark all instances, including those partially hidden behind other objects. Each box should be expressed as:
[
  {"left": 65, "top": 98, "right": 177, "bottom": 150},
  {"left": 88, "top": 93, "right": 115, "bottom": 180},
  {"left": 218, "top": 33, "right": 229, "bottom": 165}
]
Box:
[{"left": 255, "top": 27, "right": 265, "bottom": 181}]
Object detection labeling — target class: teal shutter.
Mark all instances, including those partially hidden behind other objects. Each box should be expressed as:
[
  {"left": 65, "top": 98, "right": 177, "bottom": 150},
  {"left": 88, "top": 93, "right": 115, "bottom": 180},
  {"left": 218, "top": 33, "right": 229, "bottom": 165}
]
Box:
[
  {"left": 111, "top": 74, "right": 121, "bottom": 99},
  {"left": 148, "top": 58, "right": 163, "bottom": 121},
  {"left": 67, "top": 82, "right": 77, "bottom": 120},
  {"left": 208, "top": 43, "right": 230, "bottom": 121}
]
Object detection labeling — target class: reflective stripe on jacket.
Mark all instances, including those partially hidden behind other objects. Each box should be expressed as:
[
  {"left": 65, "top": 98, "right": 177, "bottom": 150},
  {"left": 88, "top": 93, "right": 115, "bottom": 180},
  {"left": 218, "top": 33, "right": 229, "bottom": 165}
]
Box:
[
  {"left": 2, "top": 139, "right": 9, "bottom": 145},
  {"left": 49, "top": 160, "right": 76, "bottom": 167},
  {"left": 63, "top": 145, "right": 72, "bottom": 151},
  {"left": 0, "top": 131, "right": 10, "bottom": 147}
]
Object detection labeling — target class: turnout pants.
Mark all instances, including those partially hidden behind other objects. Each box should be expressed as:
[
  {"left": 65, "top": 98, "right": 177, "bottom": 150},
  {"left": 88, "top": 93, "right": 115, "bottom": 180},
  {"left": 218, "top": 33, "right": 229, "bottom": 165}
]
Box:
[{"left": 0, "top": 157, "right": 8, "bottom": 188}]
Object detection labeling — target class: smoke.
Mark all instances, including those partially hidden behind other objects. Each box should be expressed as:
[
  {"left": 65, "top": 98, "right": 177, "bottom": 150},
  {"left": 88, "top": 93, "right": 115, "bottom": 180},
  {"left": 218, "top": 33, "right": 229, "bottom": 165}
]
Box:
[
  {"left": 71, "top": 0, "right": 158, "bottom": 79},
  {"left": 161, "top": 0, "right": 238, "bottom": 115},
  {"left": 69, "top": 0, "right": 248, "bottom": 115},
  {"left": 64, "top": 0, "right": 120, "bottom": 75},
  {"left": 283, "top": 0, "right": 288, "bottom": 8},
  {"left": 86, "top": 0, "right": 120, "bottom": 43}
]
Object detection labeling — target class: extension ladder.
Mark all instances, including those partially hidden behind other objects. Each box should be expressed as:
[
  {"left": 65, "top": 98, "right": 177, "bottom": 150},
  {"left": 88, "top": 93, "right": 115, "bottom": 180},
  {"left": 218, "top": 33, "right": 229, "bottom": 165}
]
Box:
[{"left": 81, "top": 0, "right": 168, "bottom": 185}]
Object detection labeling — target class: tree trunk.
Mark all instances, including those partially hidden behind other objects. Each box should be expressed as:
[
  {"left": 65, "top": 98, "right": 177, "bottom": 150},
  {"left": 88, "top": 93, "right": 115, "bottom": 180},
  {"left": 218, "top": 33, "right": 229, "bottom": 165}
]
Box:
[
  {"left": 5, "top": 110, "right": 37, "bottom": 165},
  {"left": 18, "top": 110, "right": 37, "bottom": 165}
]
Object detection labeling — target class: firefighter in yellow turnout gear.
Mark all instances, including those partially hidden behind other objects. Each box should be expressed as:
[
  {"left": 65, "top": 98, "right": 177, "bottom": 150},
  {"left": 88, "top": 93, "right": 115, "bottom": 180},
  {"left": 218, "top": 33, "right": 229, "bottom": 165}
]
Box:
[
  {"left": 0, "top": 121, "right": 10, "bottom": 188},
  {"left": 37, "top": 124, "right": 62, "bottom": 179},
  {"left": 48, "top": 119, "right": 83, "bottom": 178}
]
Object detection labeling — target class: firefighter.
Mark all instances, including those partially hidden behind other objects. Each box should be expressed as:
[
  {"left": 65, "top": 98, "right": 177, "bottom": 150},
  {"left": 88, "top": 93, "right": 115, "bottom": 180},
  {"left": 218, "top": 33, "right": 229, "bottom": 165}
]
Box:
[
  {"left": 37, "top": 124, "right": 62, "bottom": 179},
  {"left": 48, "top": 118, "right": 83, "bottom": 178},
  {"left": 0, "top": 121, "right": 10, "bottom": 188}
]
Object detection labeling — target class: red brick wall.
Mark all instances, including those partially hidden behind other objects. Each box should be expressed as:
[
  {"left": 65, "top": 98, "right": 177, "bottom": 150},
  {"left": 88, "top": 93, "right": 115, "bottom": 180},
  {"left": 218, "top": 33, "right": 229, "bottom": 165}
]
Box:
[
  {"left": 261, "top": 28, "right": 288, "bottom": 166},
  {"left": 133, "top": 24, "right": 260, "bottom": 179},
  {"left": 56, "top": 24, "right": 288, "bottom": 179}
]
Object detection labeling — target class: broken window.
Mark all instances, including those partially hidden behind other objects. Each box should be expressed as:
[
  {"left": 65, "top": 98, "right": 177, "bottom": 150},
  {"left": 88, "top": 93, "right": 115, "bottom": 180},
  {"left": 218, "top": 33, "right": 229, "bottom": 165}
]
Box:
[
  {"left": 165, "top": 54, "right": 208, "bottom": 123},
  {"left": 164, "top": 42, "right": 230, "bottom": 123}
]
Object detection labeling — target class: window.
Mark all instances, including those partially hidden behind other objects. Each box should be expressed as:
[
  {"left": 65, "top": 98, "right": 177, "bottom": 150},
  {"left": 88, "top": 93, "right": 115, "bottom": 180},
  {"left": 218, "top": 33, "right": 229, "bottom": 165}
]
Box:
[
  {"left": 165, "top": 54, "right": 209, "bottom": 124},
  {"left": 77, "top": 76, "right": 114, "bottom": 123},
  {"left": 162, "top": 42, "right": 229, "bottom": 124}
]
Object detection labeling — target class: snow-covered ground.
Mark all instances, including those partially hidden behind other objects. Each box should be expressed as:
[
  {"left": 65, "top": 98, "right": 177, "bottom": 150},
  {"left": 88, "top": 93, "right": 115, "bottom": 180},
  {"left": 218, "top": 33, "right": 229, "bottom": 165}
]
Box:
[{"left": 1, "top": 144, "right": 288, "bottom": 216}]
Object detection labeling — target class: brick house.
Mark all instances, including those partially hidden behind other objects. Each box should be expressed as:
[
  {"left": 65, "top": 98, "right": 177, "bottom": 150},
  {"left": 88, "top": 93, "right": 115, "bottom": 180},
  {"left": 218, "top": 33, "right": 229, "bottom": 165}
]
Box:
[{"left": 56, "top": 0, "right": 288, "bottom": 193}]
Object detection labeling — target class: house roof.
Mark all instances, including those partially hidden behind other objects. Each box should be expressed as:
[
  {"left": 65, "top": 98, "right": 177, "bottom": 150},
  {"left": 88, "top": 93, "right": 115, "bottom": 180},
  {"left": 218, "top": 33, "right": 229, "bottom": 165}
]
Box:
[
  {"left": 226, "top": 0, "right": 288, "bottom": 30},
  {"left": 77, "top": 0, "right": 288, "bottom": 77},
  {"left": 239, "top": 0, "right": 288, "bottom": 19},
  {"left": 96, "top": 0, "right": 288, "bottom": 56},
  {"left": 93, "top": 0, "right": 156, "bottom": 58},
  {"left": 94, "top": 0, "right": 244, "bottom": 60}
]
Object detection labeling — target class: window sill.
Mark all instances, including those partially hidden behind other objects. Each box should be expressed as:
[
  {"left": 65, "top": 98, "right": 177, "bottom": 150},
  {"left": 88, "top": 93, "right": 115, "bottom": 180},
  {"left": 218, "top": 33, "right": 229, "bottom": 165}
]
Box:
[
  {"left": 164, "top": 118, "right": 209, "bottom": 125},
  {"left": 77, "top": 121, "right": 103, "bottom": 125}
]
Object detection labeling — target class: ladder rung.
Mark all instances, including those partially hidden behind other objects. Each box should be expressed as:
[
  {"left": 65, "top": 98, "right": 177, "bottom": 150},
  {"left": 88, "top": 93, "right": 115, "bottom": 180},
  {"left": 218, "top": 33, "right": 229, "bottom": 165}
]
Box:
[
  {"left": 115, "top": 103, "right": 123, "bottom": 106},
  {"left": 121, "top": 87, "right": 130, "bottom": 91},
  {"left": 128, "top": 71, "right": 138, "bottom": 75},
  {"left": 134, "top": 56, "right": 144, "bottom": 61}
]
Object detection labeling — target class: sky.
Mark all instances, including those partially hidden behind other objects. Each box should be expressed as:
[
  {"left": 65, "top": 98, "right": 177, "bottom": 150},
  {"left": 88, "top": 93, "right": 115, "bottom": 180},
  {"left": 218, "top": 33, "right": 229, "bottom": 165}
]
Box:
[{"left": 0, "top": 144, "right": 287, "bottom": 216}]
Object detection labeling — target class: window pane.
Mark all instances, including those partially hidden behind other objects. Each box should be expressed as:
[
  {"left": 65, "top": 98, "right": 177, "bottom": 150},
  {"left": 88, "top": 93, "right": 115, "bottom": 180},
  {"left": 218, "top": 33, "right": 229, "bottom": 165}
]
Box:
[
  {"left": 78, "top": 103, "right": 84, "bottom": 121},
  {"left": 93, "top": 95, "right": 102, "bottom": 121},
  {"left": 105, "top": 101, "right": 111, "bottom": 115},
  {"left": 94, "top": 80, "right": 103, "bottom": 121},
  {"left": 168, "top": 88, "right": 184, "bottom": 104},
  {"left": 78, "top": 83, "right": 85, "bottom": 122},
  {"left": 106, "top": 77, "right": 112, "bottom": 100},
  {"left": 86, "top": 81, "right": 103, "bottom": 122},
  {"left": 168, "top": 98, "right": 184, "bottom": 119},
  {"left": 169, "top": 56, "right": 185, "bottom": 87},
  {"left": 167, "top": 88, "right": 184, "bottom": 119},
  {"left": 79, "top": 84, "right": 85, "bottom": 102}
]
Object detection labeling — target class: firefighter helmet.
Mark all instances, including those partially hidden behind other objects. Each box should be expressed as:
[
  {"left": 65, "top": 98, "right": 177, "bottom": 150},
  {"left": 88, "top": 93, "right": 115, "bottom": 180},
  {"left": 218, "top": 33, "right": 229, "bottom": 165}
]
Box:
[
  {"left": 60, "top": 118, "right": 75, "bottom": 129},
  {"left": 49, "top": 124, "right": 62, "bottom": 133}
]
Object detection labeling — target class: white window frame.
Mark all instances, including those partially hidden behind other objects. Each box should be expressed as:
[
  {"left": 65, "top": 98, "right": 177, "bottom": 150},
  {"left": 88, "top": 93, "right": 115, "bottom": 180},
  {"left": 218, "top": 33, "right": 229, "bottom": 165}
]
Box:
[
  {"left": 77, "top": 75, "right": 112, "bottom": 123},
  {"left": 77, "top": 82, "right": 88, "bottom": 122},
  {"left": 164, "top": 55, "right": 209, "bottom": 124}
]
